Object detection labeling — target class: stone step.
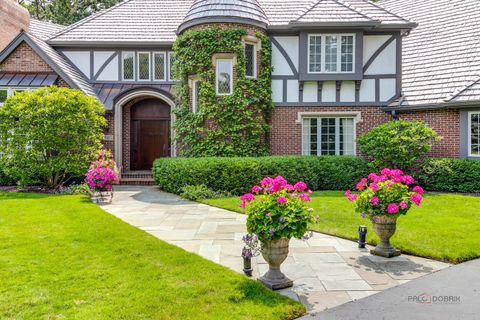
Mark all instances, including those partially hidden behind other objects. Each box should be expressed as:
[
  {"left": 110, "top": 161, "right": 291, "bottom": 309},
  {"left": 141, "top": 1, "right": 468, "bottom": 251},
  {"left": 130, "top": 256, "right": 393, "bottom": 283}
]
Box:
[{"left": 120, "top": 171, "right": 154, "bottom": 185}]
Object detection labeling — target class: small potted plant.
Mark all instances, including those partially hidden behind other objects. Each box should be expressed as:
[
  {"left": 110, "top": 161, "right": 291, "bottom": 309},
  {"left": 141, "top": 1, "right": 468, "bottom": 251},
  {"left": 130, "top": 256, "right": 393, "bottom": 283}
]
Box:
[
  {"left": 241, "top": 233, "right": 260, "bottom": 277},
  {"left": 240, "top": 176, "right": 316, "bottom": 290},
  {"left": 85, "top": 149, "right": 119, "bottom": 203},
  {"left": 345, "top": 168, "right": 424, "bottom": 258}
]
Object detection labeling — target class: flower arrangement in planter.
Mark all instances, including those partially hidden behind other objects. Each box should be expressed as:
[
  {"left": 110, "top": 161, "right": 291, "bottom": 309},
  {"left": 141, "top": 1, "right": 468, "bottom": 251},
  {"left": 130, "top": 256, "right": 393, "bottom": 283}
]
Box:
[
  {"left": 240, "top": 176, "right": 316, "bottom": 289},
  {"left": 85, "top": 149, "right": 119, "bottom": 203},
  {"left": 345, "top": 168, "right": 424, "bottom": 257}
]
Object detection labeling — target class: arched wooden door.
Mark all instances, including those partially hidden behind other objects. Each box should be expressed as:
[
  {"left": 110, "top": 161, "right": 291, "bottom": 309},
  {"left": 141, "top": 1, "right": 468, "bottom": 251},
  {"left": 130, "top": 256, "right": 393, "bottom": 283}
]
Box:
[{"left": 130, "top": 98, "right": 171, "bottom": 170}]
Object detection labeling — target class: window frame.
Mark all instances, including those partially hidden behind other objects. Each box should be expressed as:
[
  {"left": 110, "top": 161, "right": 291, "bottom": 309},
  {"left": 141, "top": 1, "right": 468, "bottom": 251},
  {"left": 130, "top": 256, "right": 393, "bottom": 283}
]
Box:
[
  {"left": 244, "top": 42, "right": 257, "bottom": 79},
  {"left": 307, "top": 33, "right": 356, "bottom": 74},
  {"left": 0, "top": 87, "right": 37, "bottom": 106},
  {"left": 468, "top": 111, "right": 480, "bottom": 158},
  {"left": 153, "top": 51, "right": 167, "bottom": 81},
  {"left": 192, "top": 79, "right": 200, "bottom": 113},
  {"left": 122, "top": 51, "right": 136, "bottom": 81},
  {"left": 215, "top": 58, "right": 234, "bottom": 96},
  {"left": 137, "top": 51, "right": 151, "bottom": 81},
  {"left": 168, "top": 51, "right": 176, "bottom": 82}
]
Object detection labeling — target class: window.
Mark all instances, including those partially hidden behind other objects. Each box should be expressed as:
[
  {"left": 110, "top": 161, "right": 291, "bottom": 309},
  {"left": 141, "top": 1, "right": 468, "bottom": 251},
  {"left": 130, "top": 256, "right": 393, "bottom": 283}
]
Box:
[
  {"left": 192, "top": 80, "right": 201, "bottom": 113},
  {"left": 122, "top": 52, "right": 135, "bottom": 80},
  {"left": 216, "top": 59, "right": 233, "bottom": 96},
  {"left": 308, "top": 34, "right": 355, "bottom": 73},
  {"left": 0, "top": 89, "right": 8, "bottom": 105},
  {"left": 245, "top": 43, "right": 256, "bottom": 78},
  {"left": 153, "top": 52, "right": 166, "bottom": 81},
  {"left": 168, "top": 52, "right": 177, "bottom": 81},
  {"left": 0, "top": 87, "right": 37, "bottom": 106},
  {"left": 469, "top": 112, "right": 480, "bottom": 157},
  {"left": 302, "top": 117, "right": 355, "bottom": 155},
  {"left": 137, "top": 52, "right": 151, "bottom": 81}
]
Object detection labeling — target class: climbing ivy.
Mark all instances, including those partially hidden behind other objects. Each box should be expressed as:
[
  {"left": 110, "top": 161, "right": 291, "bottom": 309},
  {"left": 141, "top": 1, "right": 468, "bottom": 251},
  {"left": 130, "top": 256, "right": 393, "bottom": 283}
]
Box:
[{"left": 172, "top": 28, "right": 273, "bottom": 157}]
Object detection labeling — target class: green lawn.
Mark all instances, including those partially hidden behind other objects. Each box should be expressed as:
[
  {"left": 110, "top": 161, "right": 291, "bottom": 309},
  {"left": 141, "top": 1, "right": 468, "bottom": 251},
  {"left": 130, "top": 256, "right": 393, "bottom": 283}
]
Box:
[
  {"left": 202, "top": 191, "right": 480, "bottom": 263},
  {"left": 0, "top": 193, "right": 305, "bottom": 320}
]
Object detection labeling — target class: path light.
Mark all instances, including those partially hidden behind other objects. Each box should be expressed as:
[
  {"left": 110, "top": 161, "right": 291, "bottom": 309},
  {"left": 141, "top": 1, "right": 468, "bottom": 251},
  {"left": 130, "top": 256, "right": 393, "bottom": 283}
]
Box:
[{"left": 358, "top": 225, "right": 367, "bottom": 248}]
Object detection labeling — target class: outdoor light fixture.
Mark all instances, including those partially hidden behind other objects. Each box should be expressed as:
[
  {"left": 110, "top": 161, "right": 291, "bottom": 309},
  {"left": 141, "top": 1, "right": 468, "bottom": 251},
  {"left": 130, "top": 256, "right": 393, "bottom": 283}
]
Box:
[{"left": 358, "top": 225, "right": 367, "bottom": 248}]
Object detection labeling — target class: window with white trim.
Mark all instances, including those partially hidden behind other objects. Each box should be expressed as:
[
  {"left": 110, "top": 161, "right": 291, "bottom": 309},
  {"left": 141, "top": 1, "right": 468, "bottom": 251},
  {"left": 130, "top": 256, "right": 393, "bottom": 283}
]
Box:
[
  {"left": 0, "top": 87, "right": 37, "bottom": 106},
  {"left": 308, "top": 34, "right": 355, "bottom": 73},
  {"left": 122, "top": 52, "right": 135, "bottom": 80},
  {"left": 153, "top": 52, "right": 166, "bottom": 81},
  {"left": 137, "top": 52, "right": 151, "bottom": 81},
  {"left": 245, "top": 42, "right": 256, "bottom": 78},
  {"left": 469, "top": 112, "right": 480, "bottom": 157},
  {"left": 192, "top": 80, "right": 201, "bottom": 113},
  {"left": 216, "top": 59, "right": 233, "bottom": 96},
  {"left": 302, "top": 117, "right": 355, "bottom": 155}
]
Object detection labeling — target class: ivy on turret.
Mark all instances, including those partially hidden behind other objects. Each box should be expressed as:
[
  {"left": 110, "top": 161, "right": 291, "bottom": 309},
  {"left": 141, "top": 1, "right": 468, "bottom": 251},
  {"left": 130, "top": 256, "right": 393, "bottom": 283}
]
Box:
[{"left": 172, "top": 28, "right": 273, "bottom": 157}]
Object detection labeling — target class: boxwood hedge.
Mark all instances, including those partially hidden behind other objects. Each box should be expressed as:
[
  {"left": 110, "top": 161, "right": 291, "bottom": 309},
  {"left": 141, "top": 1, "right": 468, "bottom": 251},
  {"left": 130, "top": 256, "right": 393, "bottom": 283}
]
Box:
[{"left": 153, "top": 156, "right": 370, "bottom": 195}]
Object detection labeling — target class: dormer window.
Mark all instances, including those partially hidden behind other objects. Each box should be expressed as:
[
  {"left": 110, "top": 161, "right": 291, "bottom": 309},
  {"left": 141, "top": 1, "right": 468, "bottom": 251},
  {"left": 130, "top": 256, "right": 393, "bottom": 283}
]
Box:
[{"left": 308, "top": 34, "right": 355, "bottom": 74}]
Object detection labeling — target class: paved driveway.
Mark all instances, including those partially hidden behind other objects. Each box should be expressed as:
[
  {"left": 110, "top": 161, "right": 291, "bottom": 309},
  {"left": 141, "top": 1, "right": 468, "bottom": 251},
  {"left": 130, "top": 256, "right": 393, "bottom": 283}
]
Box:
[{"left": 101, "top": 186, "right": 450, "bottom": 314}]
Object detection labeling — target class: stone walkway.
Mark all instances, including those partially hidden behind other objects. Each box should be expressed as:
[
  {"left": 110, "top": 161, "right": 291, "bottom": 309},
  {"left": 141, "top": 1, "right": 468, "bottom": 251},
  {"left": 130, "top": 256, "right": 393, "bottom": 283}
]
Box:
[{"left": 101, "top": 186, "right": 450, "bottom": 315}]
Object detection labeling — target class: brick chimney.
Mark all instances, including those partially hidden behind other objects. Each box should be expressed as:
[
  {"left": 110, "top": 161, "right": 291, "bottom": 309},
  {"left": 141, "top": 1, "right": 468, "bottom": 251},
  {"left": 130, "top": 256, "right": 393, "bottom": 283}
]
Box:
[{"left": 0, "top": 0, "right": 30, "bottom": 51}]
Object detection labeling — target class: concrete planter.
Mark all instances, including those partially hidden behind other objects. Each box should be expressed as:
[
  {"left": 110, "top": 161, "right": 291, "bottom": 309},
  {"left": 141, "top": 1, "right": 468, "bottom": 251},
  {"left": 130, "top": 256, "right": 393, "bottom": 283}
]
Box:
[
  {"left": 259, "top": 237, "right": 293, "bottom": 290},
  {"left": 371, "top": 215, "right": 401, "bottom": 258}
]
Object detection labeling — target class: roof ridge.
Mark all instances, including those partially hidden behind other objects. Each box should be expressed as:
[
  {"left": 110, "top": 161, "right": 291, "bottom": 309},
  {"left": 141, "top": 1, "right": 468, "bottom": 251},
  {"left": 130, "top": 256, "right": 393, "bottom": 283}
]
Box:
[
  {"left": 31, "top": 18, "right": 66, "bottom": 28},
  {"left": 48, "top": 0, "right": 135, "bottom": 41},
  {"left": 293, "top": 0, "right": 376, "bottom": 22},
  {"left": 446, "top": 76, "right": 480, "bottom": 101},
  {"left": 293, "top": 0, "right": 324, "bottom": 22},
  {"left": 361, "top": 0, "right": 413, "bottom": 23}
]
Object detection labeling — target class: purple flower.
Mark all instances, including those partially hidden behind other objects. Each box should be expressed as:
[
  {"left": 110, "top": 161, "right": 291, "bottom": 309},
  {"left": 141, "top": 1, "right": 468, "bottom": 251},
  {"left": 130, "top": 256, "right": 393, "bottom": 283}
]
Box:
[
  {"left": 279, "top": 216, "right": 285, "bottom": 222},
  {"left": 268, "top": 228, "right": 275, "bottom": 236}
]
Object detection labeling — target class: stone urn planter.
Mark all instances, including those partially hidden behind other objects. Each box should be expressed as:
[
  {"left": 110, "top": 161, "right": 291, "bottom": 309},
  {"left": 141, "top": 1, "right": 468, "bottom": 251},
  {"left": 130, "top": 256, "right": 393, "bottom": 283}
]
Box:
[
  {"left": 259, "top": 237, "right": 293, "bottom": 290},
  {"left": 370, "top": 215, "right": 401, "bottom": 258}
]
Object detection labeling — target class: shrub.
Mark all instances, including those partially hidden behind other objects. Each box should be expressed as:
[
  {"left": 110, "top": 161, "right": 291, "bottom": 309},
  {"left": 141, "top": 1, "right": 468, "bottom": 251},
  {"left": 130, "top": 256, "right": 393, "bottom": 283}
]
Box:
[
  {"left": 0, "top": 86, "right": 106, "bottom": 188},
  {"left": 418, "top": 158, "right": 480, "bottom": 193},
  {"left": 358, "top": 120, "right": 439, "bottom": 170},
  {"left": 153, "top": 156, "right": 369, "bottom": 195},
  {"left": 180, "top": 185, "right": 227, "bottom": 201}
]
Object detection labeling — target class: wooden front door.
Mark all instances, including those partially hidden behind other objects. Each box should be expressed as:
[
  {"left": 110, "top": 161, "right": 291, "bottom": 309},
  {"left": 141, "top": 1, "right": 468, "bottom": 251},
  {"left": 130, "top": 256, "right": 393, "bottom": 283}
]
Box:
[{"left": 130, "top": 98, "right": 170, "bottom": 170}]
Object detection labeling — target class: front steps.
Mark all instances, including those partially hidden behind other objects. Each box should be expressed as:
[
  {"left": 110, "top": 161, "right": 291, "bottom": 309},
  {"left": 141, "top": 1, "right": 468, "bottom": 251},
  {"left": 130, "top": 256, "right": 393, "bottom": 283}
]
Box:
[{"left": 120, "top": 171, "right": 155, "bottom": 185}]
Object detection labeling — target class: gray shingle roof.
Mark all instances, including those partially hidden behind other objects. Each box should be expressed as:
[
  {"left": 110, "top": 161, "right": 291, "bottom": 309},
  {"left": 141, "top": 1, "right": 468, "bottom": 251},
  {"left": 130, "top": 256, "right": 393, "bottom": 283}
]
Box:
[
  {"left": 381, "top": 0, "right": 480, "bottom": 107},
  {"left": 47, "top": 0, "right": 413, "bottom": 44},
  {"left": 178, "top": 0, "right": 269, "bottom": 33},
  {"left": 28, "top": 19, "right": 65, "bottom": 40},
  {"left": 0, "top": 73, "right": 58, "bottom": 86}
]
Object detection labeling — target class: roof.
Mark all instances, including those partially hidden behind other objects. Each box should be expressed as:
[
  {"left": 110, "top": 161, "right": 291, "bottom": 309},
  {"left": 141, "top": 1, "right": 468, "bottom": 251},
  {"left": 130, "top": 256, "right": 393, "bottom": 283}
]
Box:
[
  {"left": 0, "top": 73, "right": 58, "bottom": 87},
  {"left": 47, "top": 0, "right": 414, "bottom": 45},
  {"left": 28, "top": 19, "right": 65, "bottom": 40},
  {"left": 178, "top": 0, "right": 268, "bottom": 33},
  {"left": 0, "top": 32, "right": 96, "bottom": 97},
  {"left": 381, "top": 0, "right": 480, "bottom": 108}
]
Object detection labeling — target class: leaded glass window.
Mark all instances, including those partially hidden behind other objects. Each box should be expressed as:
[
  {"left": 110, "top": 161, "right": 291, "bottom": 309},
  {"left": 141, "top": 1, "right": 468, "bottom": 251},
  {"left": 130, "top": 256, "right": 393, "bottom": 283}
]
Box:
[
  {"left": 245, "top": 43, "right": 256, "bottom": 78},
  {"left": 216, "top": 59, "right": 233, "bottom": 96},
  {"left": 122, "top": 52, "right": 134, "bottom": 80},
  {"left": 470, "top": 113, "right": 480, "bottom": 156},
  {"left": 154, "top": 52, "right": 166, "bottom": 81},
  {"left": 137, "top": 52, "right": 150, "bottom": 81}
]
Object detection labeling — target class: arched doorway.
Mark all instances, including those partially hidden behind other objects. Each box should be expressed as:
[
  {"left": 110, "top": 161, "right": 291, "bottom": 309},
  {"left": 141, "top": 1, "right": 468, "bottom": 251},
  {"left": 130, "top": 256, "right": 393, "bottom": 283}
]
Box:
[{"left": 129, "top": 98, "right": 171, "bottom": 170}]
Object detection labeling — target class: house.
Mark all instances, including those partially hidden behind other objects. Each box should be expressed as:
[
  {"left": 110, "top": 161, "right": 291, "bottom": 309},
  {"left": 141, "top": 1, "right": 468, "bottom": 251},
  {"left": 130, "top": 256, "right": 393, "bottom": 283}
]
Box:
[{"left": 0, "top": 0, "right": 478, "bottom": 182}]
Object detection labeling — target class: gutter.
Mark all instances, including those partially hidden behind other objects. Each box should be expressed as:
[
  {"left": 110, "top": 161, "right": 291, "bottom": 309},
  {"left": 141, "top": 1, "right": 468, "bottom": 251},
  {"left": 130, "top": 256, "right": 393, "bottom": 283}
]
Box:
[{"left": 382, "top": 99, "right": 480, "bottom": 112}]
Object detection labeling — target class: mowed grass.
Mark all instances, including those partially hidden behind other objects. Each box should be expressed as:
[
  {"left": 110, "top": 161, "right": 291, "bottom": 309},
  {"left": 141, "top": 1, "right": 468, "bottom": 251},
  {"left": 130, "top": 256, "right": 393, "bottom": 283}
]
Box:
[
  {"left": 0, "top": 193, "right": 305, "bottom": 320},
  {"left": 202, "top": 191, "right": 480, "bottom": 263}
]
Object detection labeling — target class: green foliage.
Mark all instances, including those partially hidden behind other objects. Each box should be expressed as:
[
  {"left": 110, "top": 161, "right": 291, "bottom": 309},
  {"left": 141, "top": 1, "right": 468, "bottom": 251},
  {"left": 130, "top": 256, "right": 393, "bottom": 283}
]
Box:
[
  {"left": 179, "top": 184, "right": 228, "bottom": 201},
  {"left": 172, "top": 28, "right": 273, "bottom": 156},
  {"left": 358, "top": 120, "right": 439, "bottom": 170},
  {"left": 153, "top": 156, "right": 370, "bottom": 195},
  {"left": 418, "top": 158, "right": 480, "bottom": 193},
  {"left": 0, "top": 86, "right": 106, "bottom": 187}
]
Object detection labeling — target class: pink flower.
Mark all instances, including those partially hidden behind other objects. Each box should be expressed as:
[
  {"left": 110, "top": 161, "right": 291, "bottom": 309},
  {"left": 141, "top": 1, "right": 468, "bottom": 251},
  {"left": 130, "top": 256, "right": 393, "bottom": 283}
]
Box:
[
  {"left": 378, "top": 175, "right": 388, "bottom": 182},
  {"left": 277, "top": 196, "right": 287, "bottom": 204},
  {"left": 347, "top": 194, "right": 358, "bottom": 202},
  {"left": 356, "top": 178, "right": 367, "bottom": 190},
  {"left": 386, "top": 182, "right": 393, "bottom": 188},
  {"left": 399, "top": 201, "right": 408, "bottom": 209},
  {"left": 390, "top": 169, "right": 404, "bottom": 177},
  {"left": 370, "top": 196, "right": 379, "bottom": 206},
  {"left": 344, "top": 190, "right": 351, "bottom": 197},
  {"left": 294, "top": 181, "right": 307, "bottom": 191},
  {"left": 368, "top": 173, "right": 378, "bottom": 182},
  {"left": 260, "top": 177, "right": 274, "bottom": 187},
  {"left": 269, "top": 176, "right": 288, "bottom": 193},
  {"left": 403, "top": 175, "right": 415, "bottom": 185},
  {"left": 380, "top": 168, "right": 391, "bottom": 176},
  {"left": 265, "top": 212, "right": 272, "bottom": 217},
  {"left": 239, "top": 202, "right": 246, "bottom": 208},
  {"left": 252, "top": 185, "right": 262, "bottom": 192},
  {"left": 370, "top": 183, "right": 380, "bottom": 191},
  {"left": 387, "top": 203, "right": 399, "bottom": 214},
  {"left": 410, "top": 193, "right": 423, "bottom": 206},
  {"left": 412, "top": 186, "right": 424, "bottom": 195},
  {"left": 240, "top": 193, "right": 255, "bottom": 202},
  {"left": 299, "top": 194, "right": 311, "bottom": 202},
  {"left": 391, "top": 176, "right": 403, "bottom": 183},
  {"left": 284, "top": 184, "right": 295, "bottom": 191}
]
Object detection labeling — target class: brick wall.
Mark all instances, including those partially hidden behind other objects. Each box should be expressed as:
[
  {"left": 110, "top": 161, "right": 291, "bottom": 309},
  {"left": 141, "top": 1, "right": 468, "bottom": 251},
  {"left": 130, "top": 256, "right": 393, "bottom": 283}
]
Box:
[
  {"left": 397, "top": 109, "right": 460, "bottom": 158},
  {"left": 0, "top": 0, "right": 29, "bottom": 51},
  {"left": 0, "top": 42, "right": 54, "bottom": 73}
]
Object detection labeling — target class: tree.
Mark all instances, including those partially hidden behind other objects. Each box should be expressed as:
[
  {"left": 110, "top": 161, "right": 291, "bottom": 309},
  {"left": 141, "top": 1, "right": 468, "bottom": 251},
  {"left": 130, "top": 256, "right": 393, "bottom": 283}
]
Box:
[
  {"left": 358, "top": 120, "right": 440, "bottom": 171},
  {"left": 0, "top": 86, "right": 106, "bottom": 187}
]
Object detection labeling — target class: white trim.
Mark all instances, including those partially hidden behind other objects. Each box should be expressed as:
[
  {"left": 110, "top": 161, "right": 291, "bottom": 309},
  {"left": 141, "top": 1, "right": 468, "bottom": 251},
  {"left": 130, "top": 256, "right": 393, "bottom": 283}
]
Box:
[
  {"left": 114, "top": 89, "right": 176, "bottom": 171},
  {"left": 215, "top": 58, "right": 233, "bottom": 96},
  {"left": 167, "top": 51, "right": 175, "bottom": 81},
  {"left": 153, "top": 51, "right": 166, "bottom": 81},
  {"left": 468, "top": 111, "right": 480, "bottom": 158},
  {"left": 0, "top": 87, "right": 38, "bottom": 106},
  {"left": 244, "top": 42, "right": 257, "bottom": 79},
  {"left": 137, "top": 52, "right": 151, "bottom": 81},
  {"left": 121, "top": 51, "right": 135, "bottom": 81},
  {"left": 307, "top": 33, "right": 356, "bottom": 74},
  {"left": 192, "top": 79, "right": 200, "bottom": 113}
]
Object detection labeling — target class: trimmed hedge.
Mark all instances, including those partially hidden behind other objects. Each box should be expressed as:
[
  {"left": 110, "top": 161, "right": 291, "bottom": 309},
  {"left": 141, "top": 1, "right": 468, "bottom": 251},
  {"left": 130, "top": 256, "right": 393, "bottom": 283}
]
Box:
[
  {"left": 418, "top": 158, "right": 480, "bottom": 193},
  {"left": 153, "top": 156, "right": 370, "bottom": 195}
]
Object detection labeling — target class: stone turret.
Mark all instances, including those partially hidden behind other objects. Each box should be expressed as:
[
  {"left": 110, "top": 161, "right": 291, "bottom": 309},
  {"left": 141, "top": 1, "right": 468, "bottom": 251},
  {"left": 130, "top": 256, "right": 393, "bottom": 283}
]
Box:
[{"left": 0, "top": 0, "right": 30, "bottom": 51}]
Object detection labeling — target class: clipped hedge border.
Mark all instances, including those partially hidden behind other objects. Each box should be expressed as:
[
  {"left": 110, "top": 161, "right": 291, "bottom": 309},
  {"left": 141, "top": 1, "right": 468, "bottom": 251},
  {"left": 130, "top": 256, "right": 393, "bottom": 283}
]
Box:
[{"left": 153, "top": 156, "right": 370, "bottom": 195}]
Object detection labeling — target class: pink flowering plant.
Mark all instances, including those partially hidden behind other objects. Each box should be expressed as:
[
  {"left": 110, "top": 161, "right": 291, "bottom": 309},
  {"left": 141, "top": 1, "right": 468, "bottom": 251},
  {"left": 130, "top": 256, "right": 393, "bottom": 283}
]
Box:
[
  {"left": 345, "top": 168, "right": 424, "bottom": 219},
  {"left": 85, "top": 149, "right": 119, "bottom": 191},
  {"left": 240, "top": 176, "right": 317, "bottom": 242}
]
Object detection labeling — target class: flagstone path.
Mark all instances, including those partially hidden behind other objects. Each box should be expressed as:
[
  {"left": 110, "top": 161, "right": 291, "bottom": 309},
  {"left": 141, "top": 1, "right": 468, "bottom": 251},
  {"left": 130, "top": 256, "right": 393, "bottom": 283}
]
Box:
[{"left": 101, "top": 186, "right": 450, "bottom": 315}]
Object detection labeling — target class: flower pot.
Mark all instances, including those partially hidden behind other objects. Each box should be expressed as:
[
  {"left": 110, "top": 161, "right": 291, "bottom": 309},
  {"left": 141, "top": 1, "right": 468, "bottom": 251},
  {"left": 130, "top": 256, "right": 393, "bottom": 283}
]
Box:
[
  {"left": 243, "top": 257, "right": 253, "bottom": 277},
  {"left": 259, "top": 237, "right": 293, "bottom": 290},
  {"left": 370, "top": 216, "right": 401, "bottom": 258}
]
